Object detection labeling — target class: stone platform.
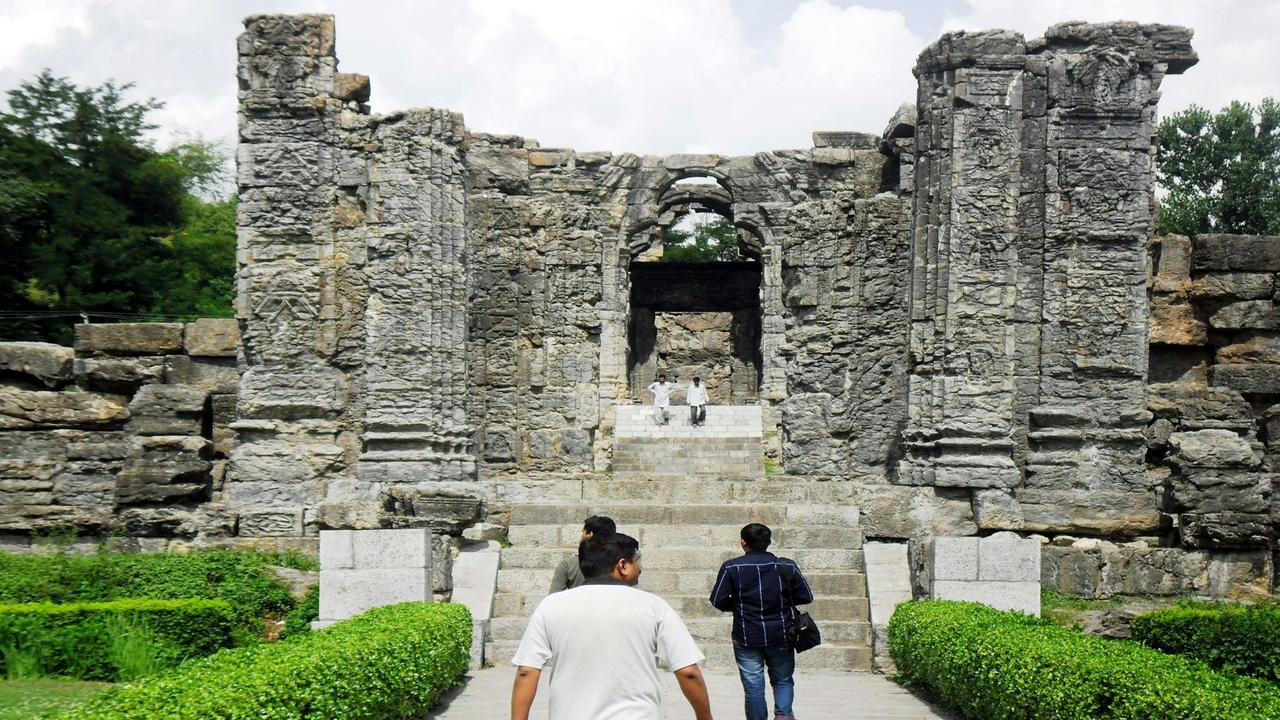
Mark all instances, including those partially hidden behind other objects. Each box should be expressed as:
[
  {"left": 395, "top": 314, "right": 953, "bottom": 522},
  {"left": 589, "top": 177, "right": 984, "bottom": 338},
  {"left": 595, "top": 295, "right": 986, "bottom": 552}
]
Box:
[{"left": 613, "top": 405, "right": 765, "bottom": 477}]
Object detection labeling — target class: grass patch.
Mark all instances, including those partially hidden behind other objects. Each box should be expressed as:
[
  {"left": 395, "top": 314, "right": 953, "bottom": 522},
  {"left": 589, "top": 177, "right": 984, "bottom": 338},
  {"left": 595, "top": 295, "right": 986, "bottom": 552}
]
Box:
[
  {"left": 0, "top": 679, "right": 109, "bottom": 720},
  {"left": 1041, "top": 587, "right": 1125, "bottom": 627}
]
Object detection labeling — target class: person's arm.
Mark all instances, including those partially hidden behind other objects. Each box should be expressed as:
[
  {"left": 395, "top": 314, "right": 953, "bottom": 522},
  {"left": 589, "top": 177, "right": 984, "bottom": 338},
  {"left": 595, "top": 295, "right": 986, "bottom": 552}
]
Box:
[
  {"left": 549, "top": 556, "right": 570, "bottom": 593},
  {"left": 789, "top": 561, "right": 815, "bottom": 605},
  {"left": 709, "top": 564, "right": 735, "bottom": 611},
  {"left": 511, "top": 666, "right": 541, "bottom": 720},
  {"left": 674, "top": 664, "right": 714, "bottom": 720}
]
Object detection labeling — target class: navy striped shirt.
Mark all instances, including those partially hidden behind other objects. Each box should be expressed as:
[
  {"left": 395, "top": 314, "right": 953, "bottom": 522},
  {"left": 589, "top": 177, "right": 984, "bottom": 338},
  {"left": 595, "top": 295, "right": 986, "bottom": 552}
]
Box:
[{"left": 709, "top": 551, "right": 814, "bottom": 647}]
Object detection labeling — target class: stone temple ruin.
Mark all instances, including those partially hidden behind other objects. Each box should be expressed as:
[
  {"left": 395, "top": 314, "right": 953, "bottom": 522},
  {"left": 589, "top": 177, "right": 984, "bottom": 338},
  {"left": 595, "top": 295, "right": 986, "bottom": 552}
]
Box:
[{"left": 2, "top": 14, "right": 1279, "bottom": 669}]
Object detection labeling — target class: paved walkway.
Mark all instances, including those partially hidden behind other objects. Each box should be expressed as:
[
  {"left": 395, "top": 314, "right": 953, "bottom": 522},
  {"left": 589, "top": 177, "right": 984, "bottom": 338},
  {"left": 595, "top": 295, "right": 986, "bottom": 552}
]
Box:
[{"left": 427, "top": 666, "right": 952, "bottom": 719}]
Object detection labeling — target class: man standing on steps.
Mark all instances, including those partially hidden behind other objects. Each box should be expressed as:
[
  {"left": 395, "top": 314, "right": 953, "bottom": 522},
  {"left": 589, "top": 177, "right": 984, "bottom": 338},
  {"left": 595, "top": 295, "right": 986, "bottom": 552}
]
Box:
[
  {"left": 548, "top": 515, "right": 615, "bottom": 593},
  {"left": 710, "top": 523, "right": 814, "bottom": 720},
  {"left": 646, "top": 372, "right": 677, "bottom": 426},
  {"left": 687, "top": 376, "right": 708, "bottom": 427},
  {"left": 511, "top": 533, "right": 715, "bottom": 720}
]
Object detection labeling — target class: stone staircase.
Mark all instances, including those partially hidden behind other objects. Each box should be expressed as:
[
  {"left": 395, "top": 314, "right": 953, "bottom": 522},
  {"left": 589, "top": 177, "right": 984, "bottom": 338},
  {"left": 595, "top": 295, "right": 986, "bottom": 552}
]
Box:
[
  {"left": 485, "top": 476, "right": 873, "bottom": 672},
  {"left": 613, "top": 405, "right": 765, "bottom": 478}
]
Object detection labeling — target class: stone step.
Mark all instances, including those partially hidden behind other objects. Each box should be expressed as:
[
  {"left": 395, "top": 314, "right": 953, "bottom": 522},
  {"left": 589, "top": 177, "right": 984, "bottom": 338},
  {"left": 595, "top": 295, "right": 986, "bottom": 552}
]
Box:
[
  {"left": 509, "top": 503, "right": 860, "bottom": 527},
  {"left": 487, "top": 616, "right": 871, "bottom": 645},
  {"left": 493, "top": 592, "right": 870, "bottom": 622},
  {"left": 485, "top": 477, "right": 862, "bottom": 504},
  {"left": 484, "top": 641, "right": 873, "bottom": 672},
  {"left": 507, "top": 524, "right": 863, "bottom": 550},
  {"left": 499, "top": 546, "right": 864, "bottom": 572},
  {"left": 573, "top": 478, "right": 859, "bottom": 505},
  {"left": 496, "top": 568, "right": 866, "bottom": 597}
]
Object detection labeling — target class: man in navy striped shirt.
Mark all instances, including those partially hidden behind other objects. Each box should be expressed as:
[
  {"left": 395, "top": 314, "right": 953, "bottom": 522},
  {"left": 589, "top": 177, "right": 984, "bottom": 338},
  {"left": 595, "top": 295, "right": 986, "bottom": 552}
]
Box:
[{"left": 709, "top": 523, "right": 814, "bottom": 720}]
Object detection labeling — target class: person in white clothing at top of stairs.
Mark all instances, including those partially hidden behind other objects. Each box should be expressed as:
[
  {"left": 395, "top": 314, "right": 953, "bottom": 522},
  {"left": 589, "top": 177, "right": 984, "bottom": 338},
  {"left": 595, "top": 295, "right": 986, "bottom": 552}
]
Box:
[
  {"left": 646, "top": 373, "right": 677, "bottom": 426},
  {"left": 686, "top": 376, "right": 708, "bottom": 426}
]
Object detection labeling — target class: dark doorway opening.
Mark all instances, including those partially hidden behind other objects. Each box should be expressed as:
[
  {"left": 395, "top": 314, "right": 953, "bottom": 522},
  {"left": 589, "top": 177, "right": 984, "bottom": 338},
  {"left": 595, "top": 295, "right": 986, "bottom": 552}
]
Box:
[{"left": 628, "top": 261, "right": 762, "bottom": 403}]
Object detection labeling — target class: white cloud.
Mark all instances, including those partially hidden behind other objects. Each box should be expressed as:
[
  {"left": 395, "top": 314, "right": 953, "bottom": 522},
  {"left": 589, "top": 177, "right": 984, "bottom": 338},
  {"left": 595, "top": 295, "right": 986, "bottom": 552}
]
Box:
[{"left": 0, "top": 1, "right": 1271, "bottom": 158}]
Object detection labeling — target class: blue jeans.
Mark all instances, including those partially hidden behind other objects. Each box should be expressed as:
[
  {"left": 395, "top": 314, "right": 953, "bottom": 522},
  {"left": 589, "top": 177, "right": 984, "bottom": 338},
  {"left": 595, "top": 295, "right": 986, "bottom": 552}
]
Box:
[{"left": 733, "top": 643, "right": 795, "bottom": 720}]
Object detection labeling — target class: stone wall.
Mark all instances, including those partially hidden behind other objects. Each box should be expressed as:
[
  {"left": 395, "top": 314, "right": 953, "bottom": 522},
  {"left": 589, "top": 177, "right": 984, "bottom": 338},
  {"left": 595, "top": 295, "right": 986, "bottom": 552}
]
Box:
[
  {"left": 8, "top": 14, "right": 1280, "bottom": 599},
  {"left": 0, "top": 320, "right": 240, "bottom": 546}
]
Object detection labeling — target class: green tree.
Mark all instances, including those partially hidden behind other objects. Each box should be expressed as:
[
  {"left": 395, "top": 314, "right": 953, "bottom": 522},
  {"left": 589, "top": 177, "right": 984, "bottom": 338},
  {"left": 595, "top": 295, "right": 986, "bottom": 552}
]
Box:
[
  {"left": 0, "top": 71, "right": 235, "bottom": 342},
  {"left": 1155, "top": 98, "right": 1280, "bottom": 235},
  {"left": 660, "top": 216, "right": 741, "bottom": 262}
]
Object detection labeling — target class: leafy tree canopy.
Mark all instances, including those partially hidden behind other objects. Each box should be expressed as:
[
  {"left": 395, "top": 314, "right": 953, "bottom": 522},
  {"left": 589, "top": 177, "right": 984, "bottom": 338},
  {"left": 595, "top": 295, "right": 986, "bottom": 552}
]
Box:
[
  {"left": 0, "top": 70, "right": 235, "bottom": 343},
  {"left": 659, "top": 216, "right": 741, "bottom": 262},
  {"left": 1156, "top": 98, "right": 1280, "bottom": 236}
]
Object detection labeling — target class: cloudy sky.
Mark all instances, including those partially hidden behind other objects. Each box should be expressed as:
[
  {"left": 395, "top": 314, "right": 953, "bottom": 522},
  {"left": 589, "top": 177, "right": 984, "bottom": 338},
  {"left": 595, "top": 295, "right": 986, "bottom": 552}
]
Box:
[{"left": 1, "top": 0, "right": 1276, "bottom": 157}]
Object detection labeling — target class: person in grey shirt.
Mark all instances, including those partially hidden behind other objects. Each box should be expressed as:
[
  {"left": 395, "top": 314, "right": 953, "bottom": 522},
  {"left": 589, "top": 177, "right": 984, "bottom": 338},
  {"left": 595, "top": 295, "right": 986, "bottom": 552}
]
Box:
[{"left": 549, "top": 515, "right": 616, "bottom": 592}]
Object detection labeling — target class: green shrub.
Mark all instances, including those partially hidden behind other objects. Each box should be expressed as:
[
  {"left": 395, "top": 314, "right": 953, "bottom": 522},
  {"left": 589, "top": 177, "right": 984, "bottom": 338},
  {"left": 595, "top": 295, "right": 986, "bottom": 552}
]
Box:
[
  {"left": 57, "top": 602, "right": 473, "bottom": 720},
  {"left": 1132, "top": 603, "right": 1280, "bottom": 681},
  {"left": 279, "top": 584, "right": 319, "bottom": 639},
  {"left": 888, "top": 600, "right": 1280, "bottom": 720},
  {"left": 0, "top": 599, "right": 235, "bottom": 681},
  {"left": 0, "top": 550, "right": 297, "bottom": 628}
]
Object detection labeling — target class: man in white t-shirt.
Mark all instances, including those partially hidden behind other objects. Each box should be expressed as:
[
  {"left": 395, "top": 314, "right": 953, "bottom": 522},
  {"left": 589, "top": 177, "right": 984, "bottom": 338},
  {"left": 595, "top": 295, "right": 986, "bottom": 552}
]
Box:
[
  {"left": 646, "top": 373, "right": 677, "bottom": 426},
  {"left": 686, "top": 376, "right": 708, "bottom": 426},
  {"left": 510, "top": 533, "right": 714, "bottom": 720}
]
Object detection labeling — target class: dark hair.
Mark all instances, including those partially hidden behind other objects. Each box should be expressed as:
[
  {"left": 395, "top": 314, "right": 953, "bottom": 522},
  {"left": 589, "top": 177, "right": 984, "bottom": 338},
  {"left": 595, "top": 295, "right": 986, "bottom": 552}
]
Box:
[
  {"left": 578, "top": 533, "right": 640, "bottom": 578},
  {"left": 658, "top": 372, "right": 667, "bottom": 378},
  {"left": 741, "top": 523, "right": 772, "bottom": 552},
  {"left": 693, "top": 376, "right": 701, "bottom": 382},
  {"left": 583, "top": 515, "right": 616, "bottom": 537}
]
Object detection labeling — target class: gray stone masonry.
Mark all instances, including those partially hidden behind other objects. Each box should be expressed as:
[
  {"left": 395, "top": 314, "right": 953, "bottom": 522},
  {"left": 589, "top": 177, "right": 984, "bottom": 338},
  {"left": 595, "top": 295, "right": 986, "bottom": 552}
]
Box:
[
  {"left": 927, "top": 534, "right": 1041, "bottom": 615},
  {"left": 313, "top": 528, "right": 433, "bottom": 629},
  {"left": 4, "top": 15, "right": 1279, "bottom": 604}
]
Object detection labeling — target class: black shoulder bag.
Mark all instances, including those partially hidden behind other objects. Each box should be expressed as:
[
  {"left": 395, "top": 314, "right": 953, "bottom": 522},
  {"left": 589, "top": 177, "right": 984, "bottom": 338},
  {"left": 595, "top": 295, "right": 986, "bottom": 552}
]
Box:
[{"left": 780, "top": 559, "right": 821, "bottom": 653}]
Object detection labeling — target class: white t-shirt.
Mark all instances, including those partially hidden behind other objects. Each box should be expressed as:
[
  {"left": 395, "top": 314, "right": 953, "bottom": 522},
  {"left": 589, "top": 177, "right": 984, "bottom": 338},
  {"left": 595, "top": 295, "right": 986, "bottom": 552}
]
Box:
[
  {"left": 647, "top": 381, "right": 676, "bottom": 408},
  {"left": 686, "top": 384, "right": 708, "bottom": 406},
  {"left": 511, "top": 580, "right": 704, "bottom": 720}
]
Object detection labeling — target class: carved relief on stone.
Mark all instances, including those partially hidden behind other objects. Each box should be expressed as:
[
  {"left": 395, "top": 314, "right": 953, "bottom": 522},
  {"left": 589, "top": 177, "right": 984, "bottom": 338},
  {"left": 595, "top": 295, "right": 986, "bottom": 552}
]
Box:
[
  {"left": 247, "top": 274, "right": 320, "bottom": 360},
  {"left": 1064, "top": 49, "right": 1139, "bottom": 111}
]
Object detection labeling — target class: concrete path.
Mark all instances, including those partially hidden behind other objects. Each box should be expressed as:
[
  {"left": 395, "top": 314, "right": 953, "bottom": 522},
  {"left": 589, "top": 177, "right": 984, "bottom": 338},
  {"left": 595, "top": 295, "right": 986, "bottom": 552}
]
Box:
[{"left": 427, "top": 666, "right": 952, "bottom": 719}]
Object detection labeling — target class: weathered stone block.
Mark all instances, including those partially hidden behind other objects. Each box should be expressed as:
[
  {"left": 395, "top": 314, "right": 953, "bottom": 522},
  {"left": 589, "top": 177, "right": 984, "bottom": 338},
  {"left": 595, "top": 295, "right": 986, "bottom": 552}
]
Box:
[
  {"left": 127, "top": 384, "right": 209, "bottom": 436},
  {"left": 74, "top": 357, "right": 166, "bottom": 394},
  {"left": 1016, "top": 488, "right": 1159, "bottom": 536},
  {"left": 1211, "top": 364, "right": 1280, "bottom": 395},
  {"left": 183, "top": 318, "right": 240, "bottom": 357},
  {"left": 75, "top": 323, "right": 184, "bottom": 357},
  {"left": 318, "top": 568, "right": 430, "bottom": 621},
  {"left": 1148, "top": 295, "right": 1206, "bottom": 345},
  {"left": 1217, "top": 335, "right": 1280, "bottom": 365},
  {"left": 977, "top": 533, "right": 1040, "bottom": 582},
  {"left": 0, "top": 343, "right": 74, "bottom": 388},
  {"left": 1169, "top": 429, "right": 1260, "bottom": 469},
  {"left": 931, "top": 580, "right": 1040, "bottom": 615},
  {"left": 333, "top": 72, "right": 370, "bottom": 102},
  {"left": 1210, "top": 301, "right": 1279, "bottom": 330},
  {"left": 1192, "top": 234, "right": 1280, "bottom": 272},
  {"left": 116, "top": 435, "right": 212, "bottom": 505},
  {"left": 972, "top": 488, "right": 1024, "bottom": 529},
  {"left": 1179, "top": 511, "right": 1273, "bottom": 549},
  {"left": 930, "top": 537, "right": 979, "bottom": 581},
  {"left": 163, "top": 356, "right": 239, "bottom": 394},
  {"left": 1147, "top": 383, "right": 1252, "bottom": 428},
  {"left": 238, "top": 509, "right": 304, "bottom": 536},
  {"left": 1189, "top": 273, "right": 1274, "bottom": 299},
  {"left": 0, "top": 388, "right": 130, "bottom": 430}
]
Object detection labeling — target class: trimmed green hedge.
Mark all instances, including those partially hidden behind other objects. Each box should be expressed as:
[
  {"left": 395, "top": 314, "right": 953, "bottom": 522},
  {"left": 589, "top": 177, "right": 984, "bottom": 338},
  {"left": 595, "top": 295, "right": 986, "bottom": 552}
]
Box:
[
  {"left": 1132, "top": 603, "right": 1280, "bottom": 681},
  {"left": 888, "top": 600, "right": 1280, "bottom": 720},
  {"left": 0, "top": 599, "right": 235, "bottom": 681},
  {"left": 56, "top": 602, "right": 473, "bottom": 720},
  {"left": 0, "top": 550, "right": 298, "bottom": 628}
]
